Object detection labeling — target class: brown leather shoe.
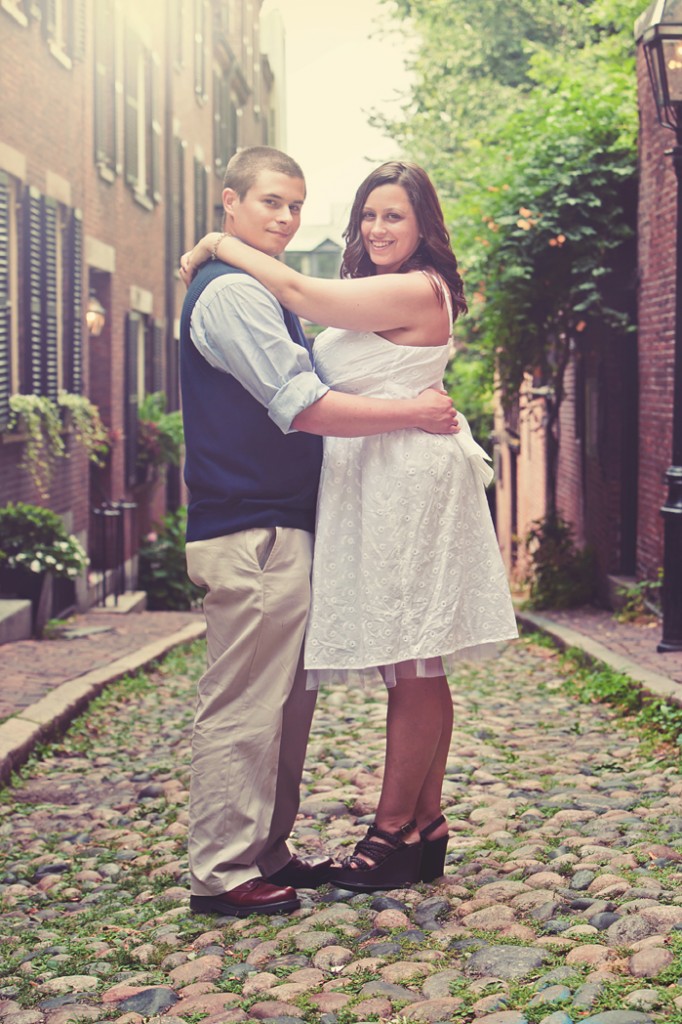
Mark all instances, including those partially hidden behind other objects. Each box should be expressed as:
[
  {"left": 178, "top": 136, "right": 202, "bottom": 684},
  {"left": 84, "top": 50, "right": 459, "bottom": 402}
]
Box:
[
  {"left": 267, "top": 854, "right": 334, "bottom": 889},
  {"left": 190, "top": 878, "right": 300, "bottom": 917}
]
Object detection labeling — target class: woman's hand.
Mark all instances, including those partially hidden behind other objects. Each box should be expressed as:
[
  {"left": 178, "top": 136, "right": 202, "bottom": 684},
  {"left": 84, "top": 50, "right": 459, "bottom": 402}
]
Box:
[
  {"left": 179, "top": 232, "right": 225, "bottom": 288},
  {"left": 413, "top": 388, "right": 460, "bottom": 435}
]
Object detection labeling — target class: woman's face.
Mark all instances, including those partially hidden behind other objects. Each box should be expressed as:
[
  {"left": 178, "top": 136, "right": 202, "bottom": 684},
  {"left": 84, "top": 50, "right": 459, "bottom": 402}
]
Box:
[{"left": 360, "top": 183, "right": 421, "bottom": 274}]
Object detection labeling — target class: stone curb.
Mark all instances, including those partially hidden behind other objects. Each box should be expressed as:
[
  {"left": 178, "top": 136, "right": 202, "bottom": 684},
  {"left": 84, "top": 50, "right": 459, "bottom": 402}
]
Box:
[
  {"left": 0, "top": 619, "right": 206, "bottom": 786},
  {"left": 517, "top": 609, "right": 682, "bottom": 707}
]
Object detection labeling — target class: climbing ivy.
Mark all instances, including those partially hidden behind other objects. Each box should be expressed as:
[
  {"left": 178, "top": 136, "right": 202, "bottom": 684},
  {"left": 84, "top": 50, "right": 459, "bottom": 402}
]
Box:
[{"left": 378, "top": 0, "right": 640, "bottom": 409}]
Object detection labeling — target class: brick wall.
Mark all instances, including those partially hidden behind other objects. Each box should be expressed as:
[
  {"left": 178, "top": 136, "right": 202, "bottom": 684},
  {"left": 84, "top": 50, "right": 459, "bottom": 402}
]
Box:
[
  {"left": 635, "top": 45, "right": 675, "bottom": 581},
  {"left": 0, "top": 0, "right": 276, "bottom": 602}
]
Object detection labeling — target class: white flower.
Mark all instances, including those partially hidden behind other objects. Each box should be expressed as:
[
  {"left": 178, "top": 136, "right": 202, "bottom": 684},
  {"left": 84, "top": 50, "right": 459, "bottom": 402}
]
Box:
[
  {"left": 45, "top": 555, "right": 56, "bottom": 565},
  {"left": 29, "top": 559, "right": 41, "bottom": 573}
]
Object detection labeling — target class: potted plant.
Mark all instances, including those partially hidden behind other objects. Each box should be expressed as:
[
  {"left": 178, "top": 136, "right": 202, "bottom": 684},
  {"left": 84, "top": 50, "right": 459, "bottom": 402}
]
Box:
[
  {"left": 8, "top": 393, "right": 65, "bottom": 499},
  {"left": 0, "top": 502, "right": 89, "bottom": 634},
  {"left": 138, "top": 508, "right": 204, "bottom": 610},
  {"left": 136, "top": 392, "right": 184, "bottom": 482},
  {"left": 8, "top": 392, "right": 110, "bottom": 498},
  {"left": 57, "top": 391, "right": 110, "bottom": 467}
]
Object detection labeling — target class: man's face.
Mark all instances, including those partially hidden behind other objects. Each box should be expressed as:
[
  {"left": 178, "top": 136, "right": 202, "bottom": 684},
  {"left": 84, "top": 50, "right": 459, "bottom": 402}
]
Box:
[{"left": 223, "top": 170, "right": 306, "bottom": 256}]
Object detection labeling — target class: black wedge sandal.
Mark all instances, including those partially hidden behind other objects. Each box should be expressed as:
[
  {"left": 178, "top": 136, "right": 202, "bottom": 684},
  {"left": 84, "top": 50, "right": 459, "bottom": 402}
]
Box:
[
  {"left": 329, "top": 820, "right": 422, "bottom": 893},
  {"left": 419, "top": 814, "right": 448, "bottom": 882}
]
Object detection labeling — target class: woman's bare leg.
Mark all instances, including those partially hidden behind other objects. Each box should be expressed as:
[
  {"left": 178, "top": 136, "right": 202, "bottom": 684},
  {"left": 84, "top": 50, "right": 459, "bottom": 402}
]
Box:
[
  {"left": 413, "top": 675, "right": 452, "bottom": 839},
  {"left": 372, "top": 675, "right": 451, "bottom": 843}
]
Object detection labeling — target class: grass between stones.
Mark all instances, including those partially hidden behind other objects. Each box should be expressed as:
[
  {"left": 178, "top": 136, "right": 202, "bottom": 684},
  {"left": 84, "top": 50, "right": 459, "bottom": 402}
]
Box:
[{"left": 0, "top": 637, "right": 681, "bottom": 1021}]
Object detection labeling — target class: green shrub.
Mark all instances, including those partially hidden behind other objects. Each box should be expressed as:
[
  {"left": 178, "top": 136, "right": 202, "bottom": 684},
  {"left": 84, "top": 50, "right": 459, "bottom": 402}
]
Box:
[
  {"left": 614, "top": 570, "right": 663, "bottom": 622},
  {"left": 0, "top": 502, "right": 88, "bottom": 580},
  {"left": 137, "top": 393, "right": 184, "bottom": 471},
  {"left": 522, "top": 514, "right": 595, "bottom": 609},
  {"left": 138, "top": 508, "right": 203, "bottom": 610}
]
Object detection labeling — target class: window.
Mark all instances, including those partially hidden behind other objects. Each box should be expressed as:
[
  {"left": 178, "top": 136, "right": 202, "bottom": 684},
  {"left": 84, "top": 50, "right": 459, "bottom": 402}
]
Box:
[
  {"left": 194, "top": 156, "right": 208, "bottom": 241},
  {"left": 124, "top": 313, "right": 164, "bottom": 486},
  {"left": 169, "top": 137, "right": 186, "bottom": 267},
  {"left": 41, "top": 0, "right": 85, "bottom": 65},
  {"left": 171, "top": 0, "right": 185, "bottom": 69},
  {"left": 23, "top": 188, "right": 83, "bottom": 402},
  {"left": 193, "top": 0, "right": 207, "bottom": 101},
  {"left": 213, "top": 70, "right": 238, "bottom": 178},
  {"left": 124, "top": 29, "right": 161, "bottom": 207},
  {"left": 94, "top": 0, "right": 117, "bottom": 180},
  {"left": 213, "top": 0, "right": 229, "bottom": 38}
]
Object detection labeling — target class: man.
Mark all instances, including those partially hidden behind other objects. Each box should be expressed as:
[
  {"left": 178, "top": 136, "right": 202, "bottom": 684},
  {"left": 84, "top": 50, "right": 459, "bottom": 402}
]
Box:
[{"left": 180, "top": 146, "right": 457, "bottom": 917}]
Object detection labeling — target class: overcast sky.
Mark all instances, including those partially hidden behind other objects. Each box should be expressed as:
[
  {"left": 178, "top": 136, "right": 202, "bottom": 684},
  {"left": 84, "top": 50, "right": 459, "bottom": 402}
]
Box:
[{"left": 261, "top": 0, "right": 414, "bottom": 226}]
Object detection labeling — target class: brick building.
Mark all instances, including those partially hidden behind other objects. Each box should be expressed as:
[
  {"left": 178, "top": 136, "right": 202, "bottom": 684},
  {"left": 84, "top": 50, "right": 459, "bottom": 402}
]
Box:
[
  {"left": 633, "top": 9, "right": 677, "bottom": 584},
  {"left": 493, "top": 309, "right": 638, "bottom": 602},
  {"left": 0, "top": 0, "right": 282, "bottom": 610}
]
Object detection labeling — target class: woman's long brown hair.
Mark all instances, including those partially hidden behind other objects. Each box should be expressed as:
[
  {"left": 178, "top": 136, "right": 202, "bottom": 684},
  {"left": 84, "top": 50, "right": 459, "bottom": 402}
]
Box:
[{"left": 341, "top": 161, "right": 467, "bottom": 321}]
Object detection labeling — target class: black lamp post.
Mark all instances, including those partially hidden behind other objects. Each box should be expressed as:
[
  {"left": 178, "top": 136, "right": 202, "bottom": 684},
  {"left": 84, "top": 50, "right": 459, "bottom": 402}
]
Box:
[{"left": 637, "top": 0, "right": 682, "bottom": 652}]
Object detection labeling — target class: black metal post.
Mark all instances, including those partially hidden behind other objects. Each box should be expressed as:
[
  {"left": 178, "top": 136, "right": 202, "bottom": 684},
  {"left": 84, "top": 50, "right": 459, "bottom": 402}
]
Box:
[{"left": 658, "top": 128, "right": 682, "bottom": 652}]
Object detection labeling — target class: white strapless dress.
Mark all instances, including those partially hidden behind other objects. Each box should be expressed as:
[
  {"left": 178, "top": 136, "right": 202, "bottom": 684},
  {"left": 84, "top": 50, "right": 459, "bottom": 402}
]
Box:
[{"left": 305, "top": 327, "right": 518, "bottom": 687}]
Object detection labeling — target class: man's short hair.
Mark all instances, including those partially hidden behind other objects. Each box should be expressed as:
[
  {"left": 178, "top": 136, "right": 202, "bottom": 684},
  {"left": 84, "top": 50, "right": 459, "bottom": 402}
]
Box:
[{"left": 224, "top": 146, "right": 305, "bottom": 198}]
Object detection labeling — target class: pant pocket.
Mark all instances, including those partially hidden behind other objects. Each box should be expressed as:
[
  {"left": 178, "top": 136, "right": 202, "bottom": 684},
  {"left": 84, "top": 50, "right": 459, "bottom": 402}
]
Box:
[{"left": 254, "top": 527, "right": 278, "bottom": 571}]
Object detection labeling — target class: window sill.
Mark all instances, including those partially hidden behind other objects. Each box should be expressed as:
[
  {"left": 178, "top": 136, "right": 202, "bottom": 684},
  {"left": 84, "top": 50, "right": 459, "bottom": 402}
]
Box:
[
  {"left": 132, "top": 190, "right": 155, "bottom": 212},
  {"left": 1, "top": 0, "right": 28, "bottom": 27},
  {"left": 97, "top": 162, "right": 116, "bottom": 184},
  {"left": 48, "top": 40, "right": 73, "bottom": 70},
  {"left": 0, "top": 425, "right": 27, "bottom": 445}
]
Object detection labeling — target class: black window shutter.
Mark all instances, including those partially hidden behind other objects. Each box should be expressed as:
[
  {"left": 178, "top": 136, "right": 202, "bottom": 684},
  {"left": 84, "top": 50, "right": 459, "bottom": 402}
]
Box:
[
  {"left": 124, "top": 28, "right": 139, "bottom": 188},
  {"left": 42, "top": 0, "right": 57, "bottom": 39},
  {"left": 94, "top": 0, "right": 117, "bottom": 172},
  {"left": 68, "top": 209, "right": 83, "bottom": 394},
  {"left": 152, "top": 321, "right": 164, "bottom": 395},
  {"left": 212, "top": 69, "right": 221, "bottom": 171},
  {"left": 72, "top": 0, "right": 86, "bottom": 60},
  {"left": 0, "top": 173, "right": 10, "bottom": 430},
  {"left": 167, "top": 328, "right": 179, "bottom": 414},
  {"left": 150, "top": 51, "right": 162, "bottom": 203},
  {"left": 194, "top": 157, "right": 207, "bottom": 240},
  {"left": 25, "top": 187, "right": 43, "bottom": 395},
  {"left": 94, "top": 8, "right": 107, "bottom": 165},
  {"left": 42, "top": 196, "right": 59, "bottom": 403},
  {"left": 170, "top": 136, "right": 186, "bottom": 265},
  {"left": 124, "top": 312, "right": 139, "bottom": 488},
  {"left": 193, "top": 0, "right": 205, "bottom": 98}
]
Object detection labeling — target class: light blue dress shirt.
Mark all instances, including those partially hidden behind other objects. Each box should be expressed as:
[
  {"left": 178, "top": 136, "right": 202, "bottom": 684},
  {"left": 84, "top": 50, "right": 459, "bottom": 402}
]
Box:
[{"left": 190, "top": 271, "right": 329, "bottom": 434}]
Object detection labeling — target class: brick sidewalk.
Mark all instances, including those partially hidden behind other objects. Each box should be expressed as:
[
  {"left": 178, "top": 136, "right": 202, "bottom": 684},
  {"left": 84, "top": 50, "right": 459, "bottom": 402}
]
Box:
[
  {"left": 0, "top": 608, "right": 205, "bottom": 721},
  {"left": 1, "top": 604, "right": 681, "bottom": 723},
  {"left": 518, "top": 604, "right": 682, "bottom": 701},
  {"left": 0, "top": 600, "right": 680, "bottom": 784}
]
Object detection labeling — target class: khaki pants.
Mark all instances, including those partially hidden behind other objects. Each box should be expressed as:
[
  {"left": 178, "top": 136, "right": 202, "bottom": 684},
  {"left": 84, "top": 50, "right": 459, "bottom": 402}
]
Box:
[{"left": 186, "top": 527, "right": 316, "bottom": 894}]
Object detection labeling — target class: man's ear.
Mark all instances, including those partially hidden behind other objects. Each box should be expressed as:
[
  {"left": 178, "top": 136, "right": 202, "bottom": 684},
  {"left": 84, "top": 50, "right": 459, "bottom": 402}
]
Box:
[{"left": 222, "top": 187, "right": 238, "bottom": 220}]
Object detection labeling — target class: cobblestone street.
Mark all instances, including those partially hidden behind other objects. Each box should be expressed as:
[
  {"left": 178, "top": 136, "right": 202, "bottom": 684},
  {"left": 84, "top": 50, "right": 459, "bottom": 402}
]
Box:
[{"left": 0, "top": 634, "right": 681, "bottom": 1024}]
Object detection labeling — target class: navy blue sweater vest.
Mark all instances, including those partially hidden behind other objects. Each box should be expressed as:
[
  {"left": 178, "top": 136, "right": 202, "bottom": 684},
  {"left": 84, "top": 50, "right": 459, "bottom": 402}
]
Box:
[{"left": 180, "top": 262, "right": 322, "bottom": 542}]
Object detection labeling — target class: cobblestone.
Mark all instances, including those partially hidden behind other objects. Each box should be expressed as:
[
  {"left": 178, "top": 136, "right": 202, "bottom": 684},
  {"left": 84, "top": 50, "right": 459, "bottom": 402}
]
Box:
[{"left": 0, "top": 606, "right": 681, "bottom": 1021}]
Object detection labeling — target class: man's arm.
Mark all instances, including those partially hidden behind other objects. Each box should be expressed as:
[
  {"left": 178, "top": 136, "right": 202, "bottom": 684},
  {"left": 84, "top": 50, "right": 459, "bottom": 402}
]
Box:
[
  {"left": 191, "top": 273, "right": 457, "bottom": 437},
  {"left": 293, "top": 389, "right": 457, "bottom": 437}
]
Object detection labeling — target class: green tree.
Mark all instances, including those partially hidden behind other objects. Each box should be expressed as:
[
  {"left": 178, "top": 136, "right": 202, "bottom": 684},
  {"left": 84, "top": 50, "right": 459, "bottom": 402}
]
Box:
[{"left": 378, "top": 0, "right": 641, "bottom": 513}]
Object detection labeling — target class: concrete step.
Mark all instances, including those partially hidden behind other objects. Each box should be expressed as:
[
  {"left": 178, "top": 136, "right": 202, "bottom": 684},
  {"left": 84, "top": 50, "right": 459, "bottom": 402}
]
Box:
[
  {"left": 0, "top": 599, "right": 32, "bottom": 644},
  {"left": 91, "top": 591, "right": 148, "bottom": 614}
]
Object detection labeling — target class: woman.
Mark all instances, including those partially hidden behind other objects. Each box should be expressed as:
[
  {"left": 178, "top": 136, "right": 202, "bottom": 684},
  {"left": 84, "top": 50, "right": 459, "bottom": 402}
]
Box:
[{"left": 182, "top": 161, "right": 518, "bottom": 891}]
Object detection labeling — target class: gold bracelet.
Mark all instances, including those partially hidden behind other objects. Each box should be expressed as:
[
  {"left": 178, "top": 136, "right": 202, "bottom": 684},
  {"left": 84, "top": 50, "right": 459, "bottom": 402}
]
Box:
[{"left": 210, "top": 232, "right": 229, "bottom": 261}]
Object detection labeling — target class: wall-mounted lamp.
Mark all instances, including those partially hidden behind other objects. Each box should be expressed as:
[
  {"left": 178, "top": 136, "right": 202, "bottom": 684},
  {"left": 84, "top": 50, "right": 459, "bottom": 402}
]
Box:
[{"left": 85, "top": 293, "right": 106, "bottom": 337}]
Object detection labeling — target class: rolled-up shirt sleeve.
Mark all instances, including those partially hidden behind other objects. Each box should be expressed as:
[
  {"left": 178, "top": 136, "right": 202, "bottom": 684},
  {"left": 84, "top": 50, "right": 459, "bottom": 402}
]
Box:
[{"left": 190, "top": 272, "right": 329, "bottom": 433}]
